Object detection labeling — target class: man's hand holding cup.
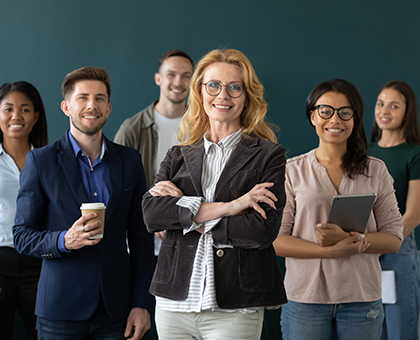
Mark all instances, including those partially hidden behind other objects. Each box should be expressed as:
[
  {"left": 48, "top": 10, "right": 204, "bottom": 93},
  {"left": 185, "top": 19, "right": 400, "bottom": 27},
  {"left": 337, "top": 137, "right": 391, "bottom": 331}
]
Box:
[{"left": 64, "top": 203, "right": 106, "bottom": 250}]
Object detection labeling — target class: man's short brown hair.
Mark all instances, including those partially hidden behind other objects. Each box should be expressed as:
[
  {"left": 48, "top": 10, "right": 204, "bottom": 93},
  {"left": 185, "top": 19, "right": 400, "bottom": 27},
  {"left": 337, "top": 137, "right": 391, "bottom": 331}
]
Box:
[
  {"left": 62, "top": 66, "right": 111, "bottom": 100},
  {"left": 158, "top": 50, "right": 194, "bottom": 71}
]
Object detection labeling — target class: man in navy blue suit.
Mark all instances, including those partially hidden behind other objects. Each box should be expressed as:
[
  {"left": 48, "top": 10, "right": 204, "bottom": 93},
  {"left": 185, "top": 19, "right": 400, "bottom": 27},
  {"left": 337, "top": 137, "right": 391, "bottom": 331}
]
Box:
[{"left": 13, "top": 67, "right": 155, "bottom": 339}]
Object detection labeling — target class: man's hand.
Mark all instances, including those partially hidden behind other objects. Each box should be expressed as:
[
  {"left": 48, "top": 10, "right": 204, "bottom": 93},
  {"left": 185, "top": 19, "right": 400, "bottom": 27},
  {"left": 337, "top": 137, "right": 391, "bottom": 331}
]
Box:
[
  {"left": 124, "top": 307, "right": 151, "bottom": 340},
  {"left": 63, "top": 213, "right": 102, "bottom": 250}
]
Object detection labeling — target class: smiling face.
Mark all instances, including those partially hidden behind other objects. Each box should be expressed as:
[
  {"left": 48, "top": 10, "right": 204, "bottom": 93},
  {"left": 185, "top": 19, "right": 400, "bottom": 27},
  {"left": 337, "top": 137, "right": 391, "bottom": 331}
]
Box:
[
  {"left": 0, "top": 91, "right": 39, "bottom": 143},
  {"left": 374, "top": 88, "right": 406, "bottom": 133},
  {"left": 61, "top": 80, "right": 111, "bottom": 138},
  {"left": 310, "top": 91, "right": 354, "bottom": 147},
  {"left": 200, "top": 62, "right": 247, "bottom": 135},
  {"left": 155, "top": 56, "right": 193, "bottom": 105}
]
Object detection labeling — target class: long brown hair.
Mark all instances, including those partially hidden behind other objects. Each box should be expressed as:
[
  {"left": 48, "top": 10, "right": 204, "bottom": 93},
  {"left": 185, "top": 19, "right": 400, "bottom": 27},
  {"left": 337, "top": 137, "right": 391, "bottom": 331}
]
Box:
[
  {"left": 306, "top": 79, "right": 368, "bottom": 179},
  {"left": 371, "top": 81, "right": 420, "bottom": 145}
]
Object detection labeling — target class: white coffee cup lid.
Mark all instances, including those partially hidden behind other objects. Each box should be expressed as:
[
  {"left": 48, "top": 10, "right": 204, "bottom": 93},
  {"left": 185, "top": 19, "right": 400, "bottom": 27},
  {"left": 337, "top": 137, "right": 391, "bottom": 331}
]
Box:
[{"left": 80, "top": 203, "right": 106, "bottom": 210}]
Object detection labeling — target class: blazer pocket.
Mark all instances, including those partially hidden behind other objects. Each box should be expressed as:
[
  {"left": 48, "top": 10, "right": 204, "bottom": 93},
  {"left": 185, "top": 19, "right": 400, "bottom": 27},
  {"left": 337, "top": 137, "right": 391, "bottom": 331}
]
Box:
[
  {"left": 238, "top": 247, "right": 275, "bottom": 293},
  {"left": 231, "top": 169, "right": 262, "bottom": 198},
  {"left": 153, "top": 238, "right": 178, "bottom": 284}
]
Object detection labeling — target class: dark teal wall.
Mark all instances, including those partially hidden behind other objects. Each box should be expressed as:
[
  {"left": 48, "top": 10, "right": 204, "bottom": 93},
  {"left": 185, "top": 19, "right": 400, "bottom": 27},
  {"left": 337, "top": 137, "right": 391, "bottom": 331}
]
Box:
[
  {"left": 1, "top": 0, "right": 419, "bottom": 242},
  {"left": 3, "top": 2, "right": 420, "bottom": 338},
  {"left": 2, "top": 0, "right": 420, "bottom": 151}
]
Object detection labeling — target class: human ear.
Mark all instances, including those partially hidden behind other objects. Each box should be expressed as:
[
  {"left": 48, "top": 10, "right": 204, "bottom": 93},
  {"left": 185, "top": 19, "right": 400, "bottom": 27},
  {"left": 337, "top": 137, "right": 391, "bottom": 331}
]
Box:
[
  {"left": 61, "top": 100, "right": 71, "bottom": 117},
  {"left": 154, "top": 73, "right": 161, "bottom": 86},
  {"left": 105, "top": 103, "right": 112, "bottom": 118},
  {"left": 310, "top": 111, "right": 316, "bottom": 126}
]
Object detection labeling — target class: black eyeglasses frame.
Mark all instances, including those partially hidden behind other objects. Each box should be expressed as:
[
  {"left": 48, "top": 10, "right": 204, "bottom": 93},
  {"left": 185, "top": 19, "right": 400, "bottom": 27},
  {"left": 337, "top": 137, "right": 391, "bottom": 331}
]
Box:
[{"left": 314, "top": 105, "right": 355, "bottom": 121}]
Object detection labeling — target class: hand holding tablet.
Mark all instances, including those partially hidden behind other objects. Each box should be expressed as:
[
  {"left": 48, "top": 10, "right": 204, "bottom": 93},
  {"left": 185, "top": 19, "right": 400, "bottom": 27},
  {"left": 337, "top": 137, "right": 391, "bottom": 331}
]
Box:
[{"left": 327, "top": 194, "right": 376, "bottom": 233}]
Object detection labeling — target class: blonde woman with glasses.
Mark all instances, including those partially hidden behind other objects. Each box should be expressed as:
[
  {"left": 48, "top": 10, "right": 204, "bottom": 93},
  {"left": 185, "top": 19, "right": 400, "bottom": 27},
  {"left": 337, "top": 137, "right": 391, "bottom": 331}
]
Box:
[{"left": 142, "top": 49, "right": 287, "bottom": 340}]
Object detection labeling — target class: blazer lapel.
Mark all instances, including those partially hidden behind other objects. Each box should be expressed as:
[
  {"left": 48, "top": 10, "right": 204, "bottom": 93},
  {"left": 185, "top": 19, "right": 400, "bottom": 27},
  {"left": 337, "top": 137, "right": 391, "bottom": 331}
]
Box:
[
  {"left": 214, "top": 136, "right": 260, "bottom": 201},
  {"left": 57, "top": 134, "right": 89, "bottom": 206},
  {"left": 104, "top": 140, "right": 122, "bottom": 224},
  {"left": 181, "top": 142, "right": 204, "bottom": 197}
]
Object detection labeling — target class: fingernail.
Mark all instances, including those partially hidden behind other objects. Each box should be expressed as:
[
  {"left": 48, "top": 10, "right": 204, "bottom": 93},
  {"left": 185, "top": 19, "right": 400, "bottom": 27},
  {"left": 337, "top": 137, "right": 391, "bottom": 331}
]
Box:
[
  {"left": 360, "top": 234, "right": 365, "bottom": 238},
  {"left": 316, "top": 223, "right": 322, "bottom": 227}
]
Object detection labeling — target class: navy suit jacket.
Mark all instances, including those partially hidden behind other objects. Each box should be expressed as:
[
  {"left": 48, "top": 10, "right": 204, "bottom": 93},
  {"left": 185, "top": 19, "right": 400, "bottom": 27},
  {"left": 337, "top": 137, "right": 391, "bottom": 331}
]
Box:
[{"left": 13, "top": 132, "right": 155, "bottom": 321}]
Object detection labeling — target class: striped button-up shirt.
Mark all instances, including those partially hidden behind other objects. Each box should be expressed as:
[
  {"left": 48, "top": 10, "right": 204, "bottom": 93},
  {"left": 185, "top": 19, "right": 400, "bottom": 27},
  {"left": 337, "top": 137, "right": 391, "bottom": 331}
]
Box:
[{"left": 156, "top": 130, "right": 258, "bottom": 314}]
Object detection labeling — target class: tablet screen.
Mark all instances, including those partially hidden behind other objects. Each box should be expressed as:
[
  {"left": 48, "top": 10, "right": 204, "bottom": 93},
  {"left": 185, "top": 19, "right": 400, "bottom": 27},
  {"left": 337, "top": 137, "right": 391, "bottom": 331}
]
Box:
[{"left": 326, "top": 194, "right": 376, "bottom": 233}]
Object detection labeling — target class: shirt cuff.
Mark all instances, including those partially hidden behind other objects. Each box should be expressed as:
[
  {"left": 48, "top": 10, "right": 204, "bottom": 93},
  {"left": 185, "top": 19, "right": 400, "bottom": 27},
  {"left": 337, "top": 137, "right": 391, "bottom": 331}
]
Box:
[
  {"left": 176, "top": 196, "right": 203, "bottom": 234},
  {"left": 204, "top": 217, "right": 222, "bottom": 233},
  {"left": 58, "top": 231, "right": 70, "bottom": 254},
  {"left": 205, "top": 217, "right": 233, "bottom": 248}
]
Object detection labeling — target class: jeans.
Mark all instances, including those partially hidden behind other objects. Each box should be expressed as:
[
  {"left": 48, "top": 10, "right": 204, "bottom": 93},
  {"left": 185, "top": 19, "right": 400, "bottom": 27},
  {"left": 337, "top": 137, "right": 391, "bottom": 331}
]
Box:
[
  {"left": 280, "top": 299, "right": 384, "bottom": 340},
  {"left": 380, "top": 233, "right": 420, "bottom": 340},
  {"left": 36, "top": 298, "right": 126, "bottom": 340}
]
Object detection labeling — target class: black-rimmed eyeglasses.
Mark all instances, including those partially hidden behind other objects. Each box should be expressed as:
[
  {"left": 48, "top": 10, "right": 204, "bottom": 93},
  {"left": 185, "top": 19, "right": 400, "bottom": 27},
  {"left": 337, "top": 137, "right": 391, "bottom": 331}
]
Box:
[
  {"left": 201, "top": 81, "right": 245, "bottom": 98},
  {"left": 314, "top": 105, "right": 355, "bottom": 121}
]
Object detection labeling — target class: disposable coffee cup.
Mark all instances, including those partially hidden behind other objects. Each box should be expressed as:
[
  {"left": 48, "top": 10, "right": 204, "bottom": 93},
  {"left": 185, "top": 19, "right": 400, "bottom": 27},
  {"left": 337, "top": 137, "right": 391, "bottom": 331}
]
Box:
[{"left": 80, "top": 203, "right": 106, "bottom": 239}]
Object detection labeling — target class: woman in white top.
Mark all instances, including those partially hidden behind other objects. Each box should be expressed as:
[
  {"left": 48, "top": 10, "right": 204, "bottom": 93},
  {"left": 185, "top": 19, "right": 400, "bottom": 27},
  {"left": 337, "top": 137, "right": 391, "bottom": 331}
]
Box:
[
  {"left": 0, "top": 81, "right": 48, "bottom": 340},
  {"left": 273, "top": 79, "right": 403, "bottom": 340}
]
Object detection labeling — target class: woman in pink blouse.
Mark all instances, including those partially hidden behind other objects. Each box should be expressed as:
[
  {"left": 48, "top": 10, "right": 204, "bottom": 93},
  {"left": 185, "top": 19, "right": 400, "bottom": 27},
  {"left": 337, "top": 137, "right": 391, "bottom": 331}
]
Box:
[{"left": 273, "top": 79, "right": 403, "bottom": 340}]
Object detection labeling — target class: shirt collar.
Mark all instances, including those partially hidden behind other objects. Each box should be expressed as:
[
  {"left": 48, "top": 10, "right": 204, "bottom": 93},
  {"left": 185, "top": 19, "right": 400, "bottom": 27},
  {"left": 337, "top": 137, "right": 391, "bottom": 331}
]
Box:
[
  {"left": 203, "top": 129, "right": 242, "bottom": 154},
  {"left": 0, "top": 143, "right": 34, "bottom": 155},
  {"left": 68, "top": 130, "right": 107, "bottom": 160}
]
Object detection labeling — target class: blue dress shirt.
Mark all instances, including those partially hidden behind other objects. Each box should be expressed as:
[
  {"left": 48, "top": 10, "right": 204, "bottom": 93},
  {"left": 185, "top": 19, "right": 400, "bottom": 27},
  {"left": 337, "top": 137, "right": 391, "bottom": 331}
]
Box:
[{"left": 58, "top": 131, "right": 111, "bottom": 253}]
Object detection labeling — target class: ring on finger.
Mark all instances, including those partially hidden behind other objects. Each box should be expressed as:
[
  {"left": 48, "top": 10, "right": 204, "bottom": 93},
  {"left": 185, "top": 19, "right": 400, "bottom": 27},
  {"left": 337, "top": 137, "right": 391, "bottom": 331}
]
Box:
[{"left": 81, "top": 225, "right": 86, "bottom": 232}]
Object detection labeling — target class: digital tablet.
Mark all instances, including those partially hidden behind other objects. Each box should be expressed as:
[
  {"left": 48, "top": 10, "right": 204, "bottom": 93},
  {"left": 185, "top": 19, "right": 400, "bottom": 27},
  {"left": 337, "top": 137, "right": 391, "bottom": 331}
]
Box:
[{"left": 326, "top": 194, "right": 376, "bottom": 233}]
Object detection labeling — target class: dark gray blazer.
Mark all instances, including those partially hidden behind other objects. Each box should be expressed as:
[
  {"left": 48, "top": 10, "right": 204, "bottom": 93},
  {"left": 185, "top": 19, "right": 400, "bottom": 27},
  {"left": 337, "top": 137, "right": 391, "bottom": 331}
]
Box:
[{"left": 142, "top": 135, "right": 287, "bottom": 308}]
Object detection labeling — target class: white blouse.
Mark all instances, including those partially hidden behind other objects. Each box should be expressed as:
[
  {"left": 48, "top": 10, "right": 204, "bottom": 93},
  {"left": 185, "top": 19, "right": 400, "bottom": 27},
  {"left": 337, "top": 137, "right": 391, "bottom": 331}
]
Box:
[{"left": 0, "top": 143, "right": 33, "bottom": 248}]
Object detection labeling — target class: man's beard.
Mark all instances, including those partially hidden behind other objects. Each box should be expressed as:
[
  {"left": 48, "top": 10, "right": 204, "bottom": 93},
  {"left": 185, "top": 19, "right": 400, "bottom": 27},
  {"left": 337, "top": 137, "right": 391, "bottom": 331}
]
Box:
[
  {"left": 166, "top": 86, "right": 188, "bottom": 105},
  {"left": 167, "top": 96, "right": 187, "bottom": 105},
  {"left": 70, "top": 116, "right": 106, "bottom": 136}
]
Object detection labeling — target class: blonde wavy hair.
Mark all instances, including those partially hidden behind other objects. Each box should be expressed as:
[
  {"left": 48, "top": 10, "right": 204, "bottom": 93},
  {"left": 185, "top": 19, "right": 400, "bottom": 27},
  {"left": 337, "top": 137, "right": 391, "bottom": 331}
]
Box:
[{"left": 178, "top": 49, "right": 277, "bottom": 145}]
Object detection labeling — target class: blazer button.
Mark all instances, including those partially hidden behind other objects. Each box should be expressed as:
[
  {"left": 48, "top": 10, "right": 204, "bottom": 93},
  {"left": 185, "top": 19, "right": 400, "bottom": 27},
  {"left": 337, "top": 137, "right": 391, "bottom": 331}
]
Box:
[{"left": 216, "top": 249, "right": 224, "bottom": 257}]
